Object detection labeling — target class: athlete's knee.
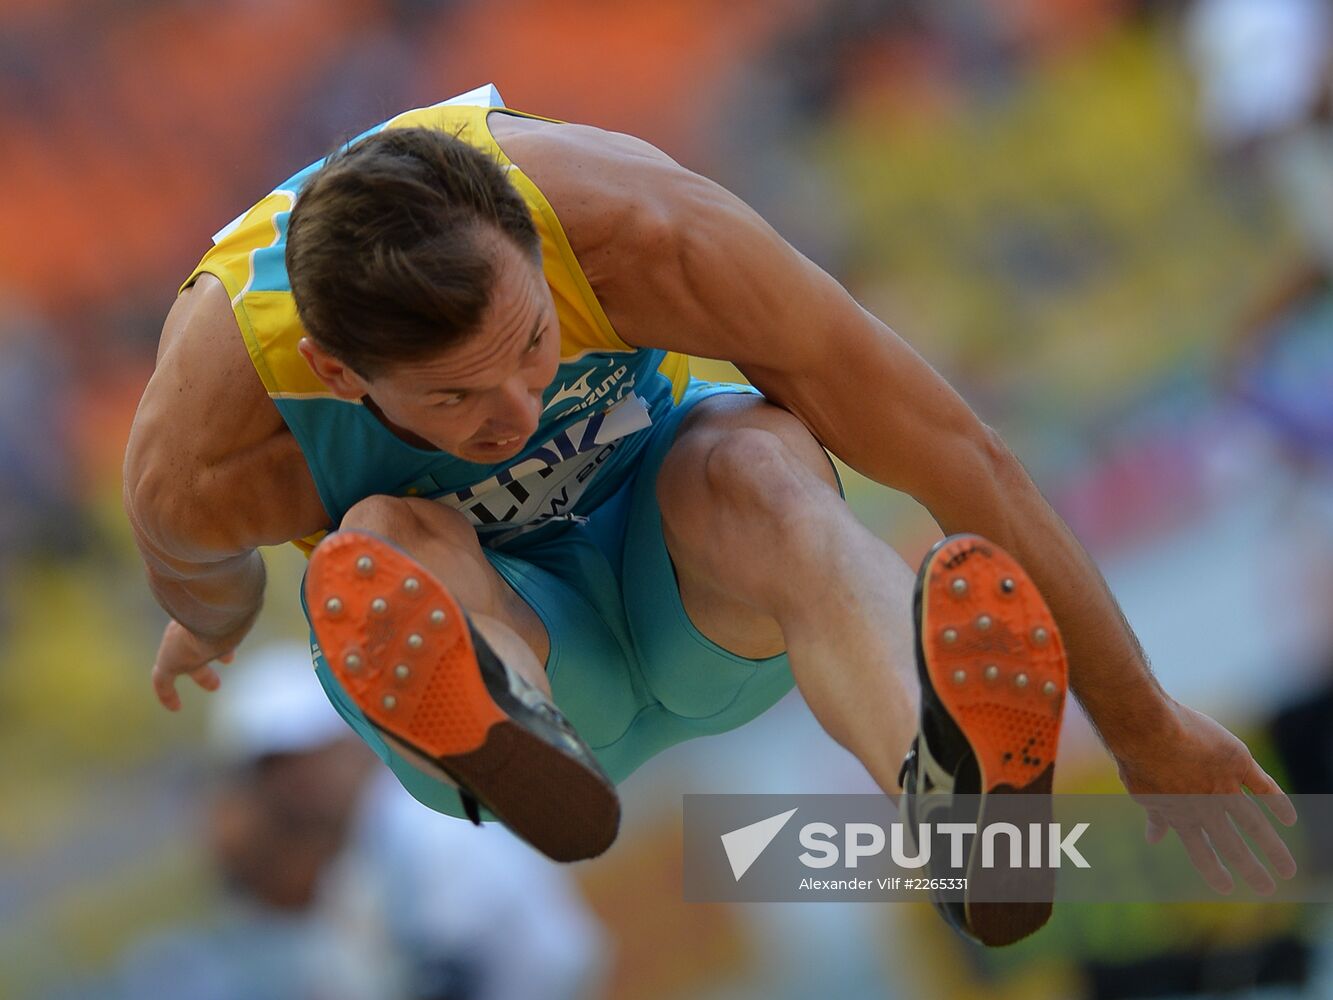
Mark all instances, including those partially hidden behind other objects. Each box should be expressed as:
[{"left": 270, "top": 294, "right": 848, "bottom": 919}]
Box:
[
  {"left": 339, "top": 495, "right": 512, "bottom": 618},
  {"left": 340, "top": 495, "right": 478, "bottom": 553},
  {"left": 341, "top": 494, "right": 404, "bottom": 535},
  {"left": 700, "top": 427, "right": 827, "bottom": 517},
  {"left": 662, "top": 425, "right": 830, "bottom": 623},
  {"left": 340, "top": 494, "right": 429, "bottom": 542}
]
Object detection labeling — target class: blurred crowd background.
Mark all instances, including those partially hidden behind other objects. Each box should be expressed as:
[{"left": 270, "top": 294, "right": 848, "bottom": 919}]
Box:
[{"left": 3, "top": 0, "right": 1333, "bottom": 997}]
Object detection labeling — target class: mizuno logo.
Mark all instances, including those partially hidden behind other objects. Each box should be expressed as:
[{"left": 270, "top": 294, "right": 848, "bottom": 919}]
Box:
[
  {"left": 544, "top": 365, "right": 633, "bottom": 418},
  {"left": 544, "top": 371, "right": 595, "bottom": 412}
]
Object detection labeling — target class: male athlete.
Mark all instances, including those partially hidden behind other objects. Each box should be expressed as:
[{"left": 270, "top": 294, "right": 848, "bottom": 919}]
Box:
[{"left": 124, "top": 87, "right": 1296, "bottom": 947}]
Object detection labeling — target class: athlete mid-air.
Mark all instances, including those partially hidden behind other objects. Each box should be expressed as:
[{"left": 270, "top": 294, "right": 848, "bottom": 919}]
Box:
[{"left": 123, "top": 87, "right": 1296, "bottom": 946}]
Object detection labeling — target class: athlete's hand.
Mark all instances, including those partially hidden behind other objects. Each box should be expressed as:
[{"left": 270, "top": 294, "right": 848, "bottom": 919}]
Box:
[
  {"left": 1114, "top": 699, "right": 1298, "bottom": 895},
  {"left": 152, "top": 619, "right": 240, "bottom": 711}
]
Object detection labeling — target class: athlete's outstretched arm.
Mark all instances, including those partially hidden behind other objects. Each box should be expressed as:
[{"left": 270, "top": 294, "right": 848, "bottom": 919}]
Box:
[
  {"left": 513, "top": 120, "right": 1296, "bottom": 891},
  {"left": 124, "top": 276, "right": 329, "bottom": 709}
]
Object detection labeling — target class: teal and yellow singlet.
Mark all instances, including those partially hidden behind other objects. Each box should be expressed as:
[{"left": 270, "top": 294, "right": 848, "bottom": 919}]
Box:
[
  {"left": 182, "top": 87, "right": 803, "bottom": 818},
  {"left": 185, "top": 86, "right": 690, "bottom": 551}
]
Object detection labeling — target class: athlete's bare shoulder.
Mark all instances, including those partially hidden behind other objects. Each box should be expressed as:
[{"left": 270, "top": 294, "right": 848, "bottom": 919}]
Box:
[
  {"left": 124, "top": 274, "right": 329, "bottom": 562},
  {"left": 491, "top": 112, "right": 872, "bottom": 404},
  {"left": 490, "top": 115, "right": 724, "bottom": 337},
  {"left": 490, "top": 113, "right": 690, "bottom": 228}
]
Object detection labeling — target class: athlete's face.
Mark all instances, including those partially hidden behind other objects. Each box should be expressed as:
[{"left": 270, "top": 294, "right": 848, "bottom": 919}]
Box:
[{"left": 361, "top": 237, "right": 561, "bottom": 463}]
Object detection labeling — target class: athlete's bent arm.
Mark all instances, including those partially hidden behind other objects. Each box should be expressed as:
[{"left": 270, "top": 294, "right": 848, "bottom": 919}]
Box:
[
  {"left": 631, "top": 176, "right": 1172, "bottom": 760},
  {"left": 124, "top": 277, "right": 329, "bottom": 709},
  {"left": 523, "top": 123, "right": 1294, "bottom": 880}
]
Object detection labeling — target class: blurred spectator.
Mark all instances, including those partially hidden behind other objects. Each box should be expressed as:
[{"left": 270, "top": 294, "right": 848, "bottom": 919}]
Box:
[
  {"left": 1187, "top": 0, "right": 1333, "bottom": 528},
  {"left": 97, "top": 642, "right": 607, "bottom": 1000},
  {"left": 1187, "top": 0, "right": 1331, "bottom": 154},
  {"left": 0, "top": 294, "right": 86, "bottom": 641},
  {"left": 1187, "top": 0, "right": 1333, "bottom": 380}
]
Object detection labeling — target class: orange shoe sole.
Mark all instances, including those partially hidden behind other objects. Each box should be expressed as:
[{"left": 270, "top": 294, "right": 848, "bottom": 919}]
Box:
[
  {"left": 307, "top": 531, "right": 506, "bottom": 760},
  {"left": 914, "top": 533, "right": 1069, "bottom": 946},
  {"left": 305, "top": 530, "right": 620, "bottom": 862},
  {"left": 918, "top": 534, "right": 1067, "bottom": 795}
]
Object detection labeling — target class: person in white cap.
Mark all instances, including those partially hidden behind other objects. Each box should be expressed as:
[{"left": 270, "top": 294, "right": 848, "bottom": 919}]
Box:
[{"left": 112, "top": 641, "right": 607, "bottom": 1000}]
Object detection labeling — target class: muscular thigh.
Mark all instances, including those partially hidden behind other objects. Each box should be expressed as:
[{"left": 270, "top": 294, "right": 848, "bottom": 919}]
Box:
[{"left": 655, "top": 393, "right": 841, "bottom": 658}]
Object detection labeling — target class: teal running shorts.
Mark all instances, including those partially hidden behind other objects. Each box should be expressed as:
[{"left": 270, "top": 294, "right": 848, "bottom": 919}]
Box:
[{"left": 305, "top": 380, "right": 837, "bottom": 821}]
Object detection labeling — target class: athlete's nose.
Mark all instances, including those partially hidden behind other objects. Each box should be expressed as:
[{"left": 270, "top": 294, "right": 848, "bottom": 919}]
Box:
[{"left": 491, "top": 376, "right": 542, "bottom": 439}]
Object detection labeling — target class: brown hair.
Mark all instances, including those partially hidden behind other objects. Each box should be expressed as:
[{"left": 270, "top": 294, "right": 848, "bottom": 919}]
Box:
[{"left": 286, "top": 126, "right": 540, "bottom": 377}]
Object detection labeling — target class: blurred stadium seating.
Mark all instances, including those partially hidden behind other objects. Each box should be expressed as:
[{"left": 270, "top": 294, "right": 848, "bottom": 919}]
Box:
[{"left": 2, "top": 1, "right": 1331, "bottom": 997}]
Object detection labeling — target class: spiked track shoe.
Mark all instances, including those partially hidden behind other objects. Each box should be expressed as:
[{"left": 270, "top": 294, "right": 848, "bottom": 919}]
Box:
[
  {"left": 306, "top": 530, "right": 621, "bottom": 862},
  {"left": 899, "top": 533, "right": 1068, "bottom": 946}
]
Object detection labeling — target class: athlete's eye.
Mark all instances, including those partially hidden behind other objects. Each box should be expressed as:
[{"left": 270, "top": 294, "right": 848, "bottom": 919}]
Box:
[
  {"left": 525, "top": 329, "right": 544, "bottom": 353},
  {"left": 435, "top": 392, "right": 466, "bottom": 407}
]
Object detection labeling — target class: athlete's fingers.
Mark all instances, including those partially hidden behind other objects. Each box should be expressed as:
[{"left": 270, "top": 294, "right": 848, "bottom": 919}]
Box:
[
  {"left": 1202, "top": 811, "right": 1274, "bottom": 895},
  {"left": 152, "top": 663, "right": 183, "bottom": 713},
  {"left": 1243, "top": 760, "right": 1297, "bottom": 826},
  {"left": 152, "top": 656, "right": 224, "bottom": 711},
  {"left": 1178, "top": 826, "right": 1234, "bottom": 895},
  {"left": 1228, "top": 794, "right": 1297, "bottom": 879},
  {"left": 188, "top": 664, "right": 221, "bottom": 692}
]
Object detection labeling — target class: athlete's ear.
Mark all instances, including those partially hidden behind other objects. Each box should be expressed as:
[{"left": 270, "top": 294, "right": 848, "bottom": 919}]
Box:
[{"left": 298, "top": 338, "right": 370, "bottom": 400}]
